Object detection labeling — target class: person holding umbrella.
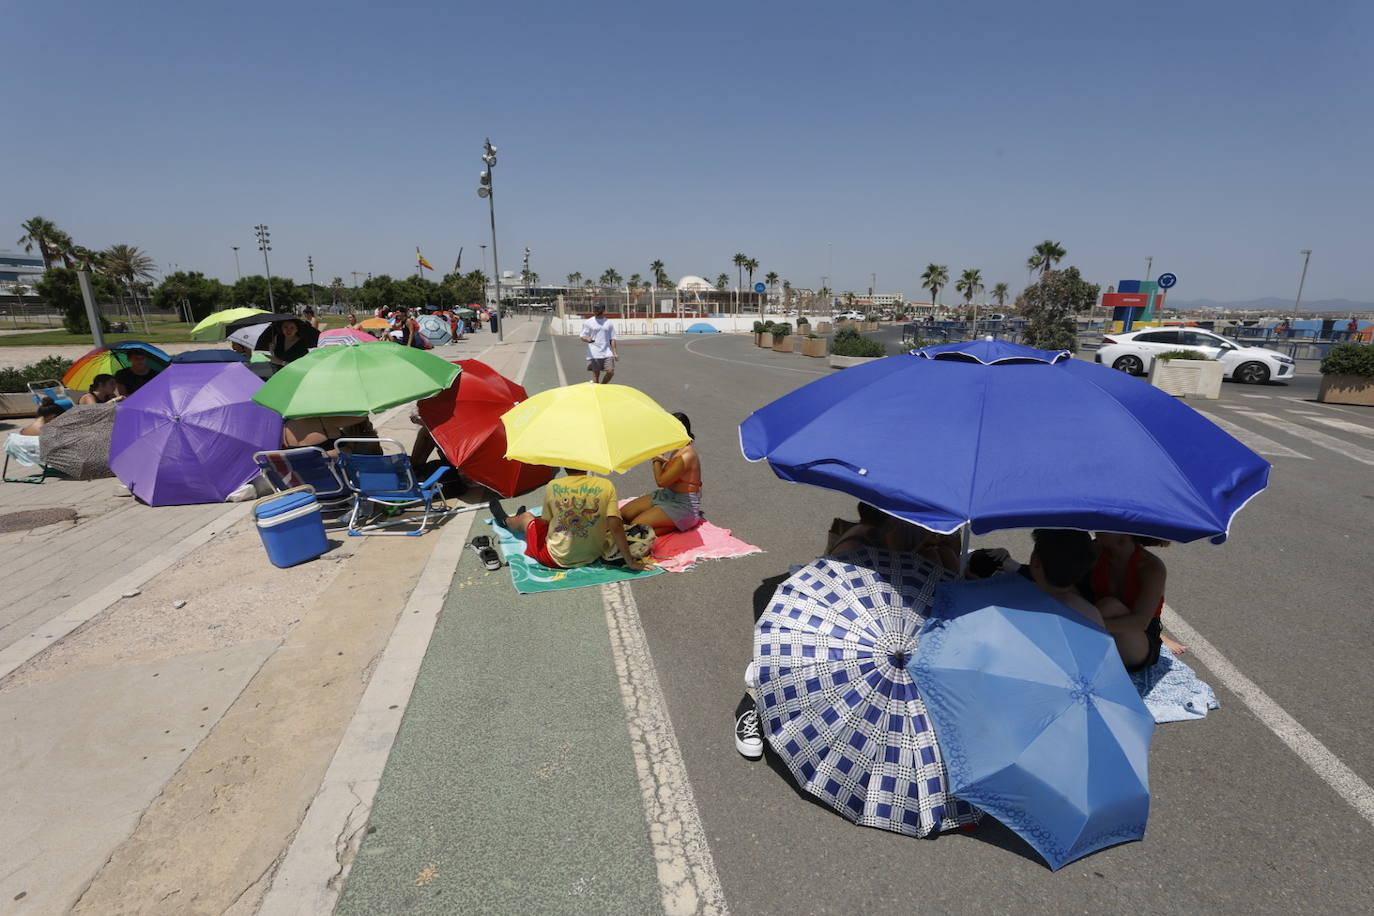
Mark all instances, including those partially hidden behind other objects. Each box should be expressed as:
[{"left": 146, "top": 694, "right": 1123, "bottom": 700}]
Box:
[
  {"left": 270, "top": 319, "right": 312, "bottom": 366},
  {"left": 114, "top": 350, "right": 162, "bottom": 398}
]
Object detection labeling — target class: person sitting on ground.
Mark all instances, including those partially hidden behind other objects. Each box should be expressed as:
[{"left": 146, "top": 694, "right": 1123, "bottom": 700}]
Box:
[
  {"left": 281, "top": 415, "right": 378, "bottom": 456},
  {"left": 79, "top": 373, "right": 121, "bottom": 405},
  {"left": 114, "top": 350, "right": 160, "bottom": 398},
  {"left": 389, "top": 308, "right": 413, "bottom": 346},
  {"left": 1086, "top": 532, "right": 1183, "bottom": 671},
  {"left": 302, "top": 306, "right": 321, "bottom": 330},
  {"left": 621, "top": 412, "right": 704, "bottom": 534},
  {"left": 269, "top": 319, "right": 311, "bottom": 365},
  {"left": 828, "top": 501, "right": 962, "bottom": 574},
  {"left": 1026, "top": 528, "right": 1105, "bottom": 628},
  {"left": 489, "top": 469, "right": 647, "bottom": 571}
]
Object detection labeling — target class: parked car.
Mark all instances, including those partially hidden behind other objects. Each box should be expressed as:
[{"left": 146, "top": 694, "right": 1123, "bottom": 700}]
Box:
[
  {"left": 1096, "top": 328, "right": 1296, "bottom": 384},
  {"left": 833, "top": 310, "right": 866, "bottom": 321}
]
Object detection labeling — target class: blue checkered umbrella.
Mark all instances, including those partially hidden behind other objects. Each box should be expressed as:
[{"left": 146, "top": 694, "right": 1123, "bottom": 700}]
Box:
[{"left": 753, "top": 547, "right": 982, "bottom": 837}]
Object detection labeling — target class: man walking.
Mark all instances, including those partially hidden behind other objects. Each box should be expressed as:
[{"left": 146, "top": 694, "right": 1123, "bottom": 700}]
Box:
[{"left": 580, "top": 303, "right": 618, "bottom": 383}]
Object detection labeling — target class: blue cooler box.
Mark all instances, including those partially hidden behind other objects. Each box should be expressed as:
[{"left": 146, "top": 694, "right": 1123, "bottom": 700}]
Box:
[{"left": 254, "top": 487, "right": 329, "bottom": 568}]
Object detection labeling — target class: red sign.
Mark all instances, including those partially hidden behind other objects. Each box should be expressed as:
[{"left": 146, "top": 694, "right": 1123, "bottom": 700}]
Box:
[{"left": 1102, "top": 293, "right": 1149, "bottom": 309}]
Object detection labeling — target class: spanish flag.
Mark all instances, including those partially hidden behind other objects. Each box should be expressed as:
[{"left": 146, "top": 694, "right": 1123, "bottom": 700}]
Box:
[{"left": 416, "top": 247, "right": 435, "bottom": 271}]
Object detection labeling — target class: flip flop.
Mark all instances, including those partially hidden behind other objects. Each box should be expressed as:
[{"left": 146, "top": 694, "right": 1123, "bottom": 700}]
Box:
[{"left": 470, "top": 536, "right": 502, "bottom": 571}]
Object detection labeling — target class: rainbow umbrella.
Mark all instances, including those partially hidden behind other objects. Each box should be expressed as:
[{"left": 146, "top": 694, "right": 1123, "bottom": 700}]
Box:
[{"left": 62, "top": 341, "right": 171, "bottom": 391}]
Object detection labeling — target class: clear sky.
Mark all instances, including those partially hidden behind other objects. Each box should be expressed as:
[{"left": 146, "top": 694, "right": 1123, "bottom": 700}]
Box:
[{"left": 8, "top": 0, "right": 1372, "bottom": 302}]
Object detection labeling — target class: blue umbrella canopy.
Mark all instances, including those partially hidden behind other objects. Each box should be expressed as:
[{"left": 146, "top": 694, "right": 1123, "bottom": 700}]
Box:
[
  {"left": 686, "top": 322, "right": 720, "bottom": 334},
  {"left": 170, "top": 349, "right": 248, "bottom": 363},
  {"left": 739, "top": 341, "right": 1269, "bottom": 543},
  {"left": 753, "top": 548, "right": 982, "bottom": 837},
  {"left": 910, "top": 574, "right": 1155, "bottom": 870}
]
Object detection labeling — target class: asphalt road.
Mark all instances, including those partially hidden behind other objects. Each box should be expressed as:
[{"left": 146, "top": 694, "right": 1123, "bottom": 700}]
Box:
[{"left": 559, "top": 330, "right": 1374, "bottom": 913}]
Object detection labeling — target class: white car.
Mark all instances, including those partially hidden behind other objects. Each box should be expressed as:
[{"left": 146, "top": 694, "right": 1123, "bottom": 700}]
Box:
[
  {"left": 1096, "top": 328, "right": 1295, "bottom": 384},
  {"left": 833, "top": 310, "right": 866, "bottom": 321}
]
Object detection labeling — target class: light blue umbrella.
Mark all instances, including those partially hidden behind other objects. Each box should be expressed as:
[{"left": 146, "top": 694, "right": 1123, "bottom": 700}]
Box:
[
  {"left": 739, "top": 339, "right": 1269, "bottom": 544},
  {"left": 910, "top": 574, "right": 1155, "bottom": 870},
  {"left": 753, "top": 548, "right": 982, "bottom": 837}
]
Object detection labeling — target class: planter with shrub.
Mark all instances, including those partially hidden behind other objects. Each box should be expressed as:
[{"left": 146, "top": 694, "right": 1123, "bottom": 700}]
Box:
[
  {"left": 829, "top": 327, "right": 886, "bottom": 368},
  {"left": 770, "top": 323, "right": 793, "bottom": 352},
  {"left": 1148, "top": 350, "right": 1223, "bottom": 399},
  {"left": 1318, "top": 343, "right": 1374, "bottom": 406},
  {"left": 752, "top": 321, "right": 769, "bottom": 347},
  {"left": 801, "top": 334, "right": 828, "bottom": 358}
]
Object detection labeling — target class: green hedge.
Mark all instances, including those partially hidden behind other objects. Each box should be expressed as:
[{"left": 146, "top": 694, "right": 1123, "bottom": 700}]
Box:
[
  {"left": 0, "top": 356, "right": 76, "bottom": 392},
  {"left": 832, "top": 326, "right": 885, "bottom": 358},
  {"left": 1320, "top": 343, "right": 1374, "bottom": 378}
]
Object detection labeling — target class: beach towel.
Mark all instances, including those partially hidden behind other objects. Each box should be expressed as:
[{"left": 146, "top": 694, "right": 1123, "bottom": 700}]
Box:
[
  {"left": 486, "top": 513, "right": 663, "bottom": 594},
  {"left": 651, "top": 521, "right": 763, "bottom": 573},
  {"left": 1131, "top": 645, "right": 1220, "bottom": 723}
]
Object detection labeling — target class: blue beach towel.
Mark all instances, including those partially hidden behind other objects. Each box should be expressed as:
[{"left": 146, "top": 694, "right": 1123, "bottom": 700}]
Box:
[
  {"left": 1131, "top": 645, "right": 1220, "bottom": 723},
  {"left": 485, "top": 510, "right": 662, "bottom": 594}
]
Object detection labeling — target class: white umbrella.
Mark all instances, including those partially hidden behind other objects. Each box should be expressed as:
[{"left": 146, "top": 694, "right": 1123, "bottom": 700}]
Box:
[{"left": 227, "top": 323, "right": 273, "bottom": 351}]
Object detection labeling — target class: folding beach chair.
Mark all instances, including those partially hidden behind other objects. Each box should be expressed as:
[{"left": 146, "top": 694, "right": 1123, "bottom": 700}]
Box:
[
  {"left": 4, "top": 434, "right": 53, "bottom": 484},
  {"left": 27, "top": 380, "right": 74, "bottom": 411},
  {"left": 253, "top": 447, "right": 353, "bottom": 525},
  {"left": 334, "top": 438, "right": 451, "bottom": 536}
]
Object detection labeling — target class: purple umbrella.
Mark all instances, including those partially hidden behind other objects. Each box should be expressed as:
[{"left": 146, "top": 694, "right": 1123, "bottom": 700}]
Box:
[{"left": 110, "top": 362, "right": 283, "bottom": 506}]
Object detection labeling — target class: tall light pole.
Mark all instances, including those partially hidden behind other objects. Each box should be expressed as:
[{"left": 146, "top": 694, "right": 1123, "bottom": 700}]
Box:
[
  {"left": 307, "top": 254, "right": 317, "bottom": 307},
  {"left": 232, "top": 246, "right": 242, "bottom": 281},
  {"left": 254, "top": 224, "right": 275, "bottom": 311},
  {"left": 479, "top": 243, "right": 488, "bottom": 282},
  {"left": 478, "top": 138, "right": 503, "bottom": 342},
  {"left": 1294, "top": 249, "right": 1312, "bottom": 314},
  {"left": 1144, "top": 256, "right": 1153, "bottom": 282}
]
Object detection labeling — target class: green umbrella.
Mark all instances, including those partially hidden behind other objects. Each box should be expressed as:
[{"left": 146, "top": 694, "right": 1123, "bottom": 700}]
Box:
[
  {"left": 252, "top": 342, "right": 461, "bottom": 418},
  {"left": 190, "top": 307, "right": 270, "bottom": 341}
]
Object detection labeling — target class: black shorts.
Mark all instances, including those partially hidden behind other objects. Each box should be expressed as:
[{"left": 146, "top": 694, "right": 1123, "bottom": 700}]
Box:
[{"left": 1126, "top": 617, "right": 1164, "bottom": 673}]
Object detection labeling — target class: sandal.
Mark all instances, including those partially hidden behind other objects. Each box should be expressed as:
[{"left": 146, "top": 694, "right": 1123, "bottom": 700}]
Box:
[{"left": 469, "top": 535, "right": 502, "bottom": 571}]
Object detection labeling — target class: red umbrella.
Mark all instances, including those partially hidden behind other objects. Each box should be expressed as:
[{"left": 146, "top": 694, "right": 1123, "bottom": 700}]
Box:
[{"left": 417, "top": 360, "right": 556, "bottom": 497}]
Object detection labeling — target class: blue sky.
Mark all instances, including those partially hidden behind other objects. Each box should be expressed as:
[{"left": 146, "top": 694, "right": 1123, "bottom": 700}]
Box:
[{"left": 8, "top": 0, "right": 1372, "bottom": 301}]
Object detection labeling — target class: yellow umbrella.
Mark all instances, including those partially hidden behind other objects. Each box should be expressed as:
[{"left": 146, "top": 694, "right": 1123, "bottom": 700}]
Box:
[
  {"left": 190, "top": 307, "right": 269, "bottom": 341},
  {"left": 501, "top": 383, "right": 689, "bottom": 475}
]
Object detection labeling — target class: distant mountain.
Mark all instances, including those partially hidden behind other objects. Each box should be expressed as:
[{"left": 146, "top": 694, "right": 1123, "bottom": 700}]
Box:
[{"left": 1165, "top": 297, "right": 1374, "bottom": 313}]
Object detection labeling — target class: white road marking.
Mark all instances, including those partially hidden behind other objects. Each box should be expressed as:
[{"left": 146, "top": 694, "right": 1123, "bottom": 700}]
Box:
[
  {"left": 1233, "top": 411, "right": 1374, "bottom": 465},
  {"left": 603, "top": 582, "right": 728, "bottom": 916},
  {"left": 1162, "top": 606, "right": 1374, "bottom": 828},
  {"left": 1292, "top": 413, "right": 1374, "bottom": 438},
  {"left": 683, "top": 336, "right": 829, "bottom": 375},
  {"left": 1194, "top": 409, "right": 1312, "bottom": 460},
  {"left": 1239, "top": 393, "right": 1273, "bottom": 398}
]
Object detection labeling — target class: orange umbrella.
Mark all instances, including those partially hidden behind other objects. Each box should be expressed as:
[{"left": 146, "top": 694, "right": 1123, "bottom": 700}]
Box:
[{"left": 358, "top": 317, "right": 391, "bottom": 330}]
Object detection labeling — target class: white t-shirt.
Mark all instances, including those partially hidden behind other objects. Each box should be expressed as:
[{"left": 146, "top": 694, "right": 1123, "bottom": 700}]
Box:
[{"left": 581, "top": 316, "right": 616, "bottom": 359}]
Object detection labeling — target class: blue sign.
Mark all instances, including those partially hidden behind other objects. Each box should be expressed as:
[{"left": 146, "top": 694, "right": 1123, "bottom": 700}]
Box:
[
  {"left": 754, "top": 282, "right": 767, "bottom": 293},
  {"left": 1157, "top": 273, "right": 1177, "bottom": 289}
]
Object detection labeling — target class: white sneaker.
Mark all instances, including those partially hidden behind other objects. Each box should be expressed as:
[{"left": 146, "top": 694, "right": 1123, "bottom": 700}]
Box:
[{"left": 734, "top": 708, "right": 763, "bottom": 759}]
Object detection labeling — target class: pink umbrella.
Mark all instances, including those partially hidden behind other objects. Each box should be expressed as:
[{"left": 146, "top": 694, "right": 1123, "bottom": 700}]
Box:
[{"left": 319, "top": 328, "right": 377, "bottom": 346}]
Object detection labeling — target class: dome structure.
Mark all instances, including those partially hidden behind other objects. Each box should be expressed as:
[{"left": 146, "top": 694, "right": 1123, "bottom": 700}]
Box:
[{"left": 676, "top": 275, "right": 714, "bottom": 292}]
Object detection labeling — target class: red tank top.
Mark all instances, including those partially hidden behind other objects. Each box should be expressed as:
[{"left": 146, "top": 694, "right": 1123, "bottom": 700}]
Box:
[{"left": 1090, "top": 545, "right": 1164, "bottom": 618}]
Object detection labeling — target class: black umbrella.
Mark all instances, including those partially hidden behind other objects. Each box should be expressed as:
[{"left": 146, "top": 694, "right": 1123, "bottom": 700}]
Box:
[{"left": 222, "top": 313, "right": 322, "bottom": 349}]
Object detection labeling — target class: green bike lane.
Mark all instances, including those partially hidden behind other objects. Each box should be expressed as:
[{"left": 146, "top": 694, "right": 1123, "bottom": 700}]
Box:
[{"left": 337, "top": 333, "right": 662, "bottom": 914}]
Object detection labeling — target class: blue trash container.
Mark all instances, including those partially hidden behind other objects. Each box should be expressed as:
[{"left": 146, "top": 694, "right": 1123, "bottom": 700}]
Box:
[{"left": 254, "top": 485, "right": 329, "bottom": 568}]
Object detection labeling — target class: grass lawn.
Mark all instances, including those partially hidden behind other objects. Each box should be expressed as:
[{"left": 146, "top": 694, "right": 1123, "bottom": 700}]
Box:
[{"left": 0, "top": 318, "right": 198, "bottom": 347}]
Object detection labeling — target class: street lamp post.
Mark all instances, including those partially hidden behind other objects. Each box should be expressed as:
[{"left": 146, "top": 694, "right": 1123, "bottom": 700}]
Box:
[
  {"left": 307, "top": 254, "right": 317, "bottom": 307},
  {"left": 479, "top": 244, "right": 488, "bottom": 283},
  {"left": 1294, "top": 249, "right": 1312, "bottom": 314},
  {"left": 232, "top": 246, "right": 242, "bottom": 281},
  {"left": 1144, "top": 256, "right": 1153, "bottom": 282},
  {"left": 478, "top": 138, "right": 503, "bottom": 342},
  {"left": 254, "top": 224, "right": 275, "bottom": 311}
]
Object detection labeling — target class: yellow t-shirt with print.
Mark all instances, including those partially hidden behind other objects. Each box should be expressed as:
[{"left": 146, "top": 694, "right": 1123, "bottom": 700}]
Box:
[{"left": 542, "top": 474, "right": 620, "bottom": 568}]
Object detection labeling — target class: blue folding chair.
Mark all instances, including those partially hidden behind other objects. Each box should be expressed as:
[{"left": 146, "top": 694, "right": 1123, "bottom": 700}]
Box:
[
  {"left": 27, "top": 379, "right": 74, "bottom": 411},
  {"left": 253, "top": 447, "right": 353, "bottom": 525},
  {"left": 335, "top": 438, "right": 451, "bottom": 536}
]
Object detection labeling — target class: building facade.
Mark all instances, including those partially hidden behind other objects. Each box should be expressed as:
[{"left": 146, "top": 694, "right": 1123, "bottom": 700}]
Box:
[{"left": 0, "top": 250, "right": 45, "bottom": 292}]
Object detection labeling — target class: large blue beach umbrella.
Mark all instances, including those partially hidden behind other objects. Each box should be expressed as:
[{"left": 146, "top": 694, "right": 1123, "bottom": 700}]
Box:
[
  {"left": 739, "top": 339, "right": 1269, "bottom": 543},
  {"left": 909, "top": 574, "right": 1155, "bottom": 870}
]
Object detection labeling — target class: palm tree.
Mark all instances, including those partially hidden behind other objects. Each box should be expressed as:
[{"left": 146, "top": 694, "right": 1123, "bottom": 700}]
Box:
[
  {"left": 649, "top": 259, "right": 668, "bottom": 288},
  {"left": 744, "top": 257, "right": 759, "bottom": 288},
  {"left": 782, "top": 279, "right": 792, "bottom": 310},
  {"left": 732, "top": 253, "right": 747, "bottom": 312},
  {"left": 920, "top": 263, "right": 949, "bottom": 309},
  {"left": 715, "top": 273, "right": 729, "bottom": 290},
  {"left": 566, "top": 271, "right": 582, "bottom": 287},
  {"left": 17, "top": 216, "right": 63, "bottom": 270},
  {"left": 956, "top": 268, "right": 983, "bottom": 307},
  {"left": 1026, "top": 254, "right": 1043, "bottom": 284},
  {"left": 599, "top": 268, "right": 622, "bottom": 288},
  {"left": 991, "top": 282, "right": 1009, "bottom": 309},
  {"left": 1032, "top": 240, "right": 1066, "bottom": 276},
  {"left": 764, "top": 270, "right": 778, "bottom": 290},
  {"left": 101, "top": 243, "right": 157, "bottom": 293}
]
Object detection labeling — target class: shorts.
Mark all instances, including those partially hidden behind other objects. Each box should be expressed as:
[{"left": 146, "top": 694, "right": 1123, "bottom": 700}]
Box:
[
  {"left": 651, "top": 487, "right": 703, "bottom": 531},
  {"left": 1126, "top": 616, "right": 1164, "bottom": 673},
  {"left": 587, "top": 356, "right": 616, "bottom": 373},
  {"left": 522, "top": 518, "right": 564, "bottom": 569}
]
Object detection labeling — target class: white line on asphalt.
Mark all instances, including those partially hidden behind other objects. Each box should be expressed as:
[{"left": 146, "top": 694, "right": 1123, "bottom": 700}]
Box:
[
  {"left": 683, "top": 336, "right": 829, "bottom": 375},
  {"left": 1289, "top": 413, "right": 1374, "bottom": 438},
  {"left": 1232, "top": 411, "right": 1374, "bottom": 465},
  {"left": 1161, "top": 606, "right": 1374, "bottom": 828},
  {"left": 1239, "top": 393, "right": 1272, "bottom": 398},
  {"left": 1194, "top": 410, "right": 1312, "bottom": 460},
  {"left": 602, "top": 582, "right": 728, "bottom": 916}
]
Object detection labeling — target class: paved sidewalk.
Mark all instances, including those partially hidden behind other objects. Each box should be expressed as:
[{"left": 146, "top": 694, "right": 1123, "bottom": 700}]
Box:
[{"left": 0, "top": 319, "right": 542, "bottom": 913}]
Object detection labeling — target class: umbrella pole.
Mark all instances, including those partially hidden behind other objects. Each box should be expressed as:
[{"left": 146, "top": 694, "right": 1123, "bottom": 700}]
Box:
[{"left": 959, "top": 524, "right": 970, "bottom": 577}]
